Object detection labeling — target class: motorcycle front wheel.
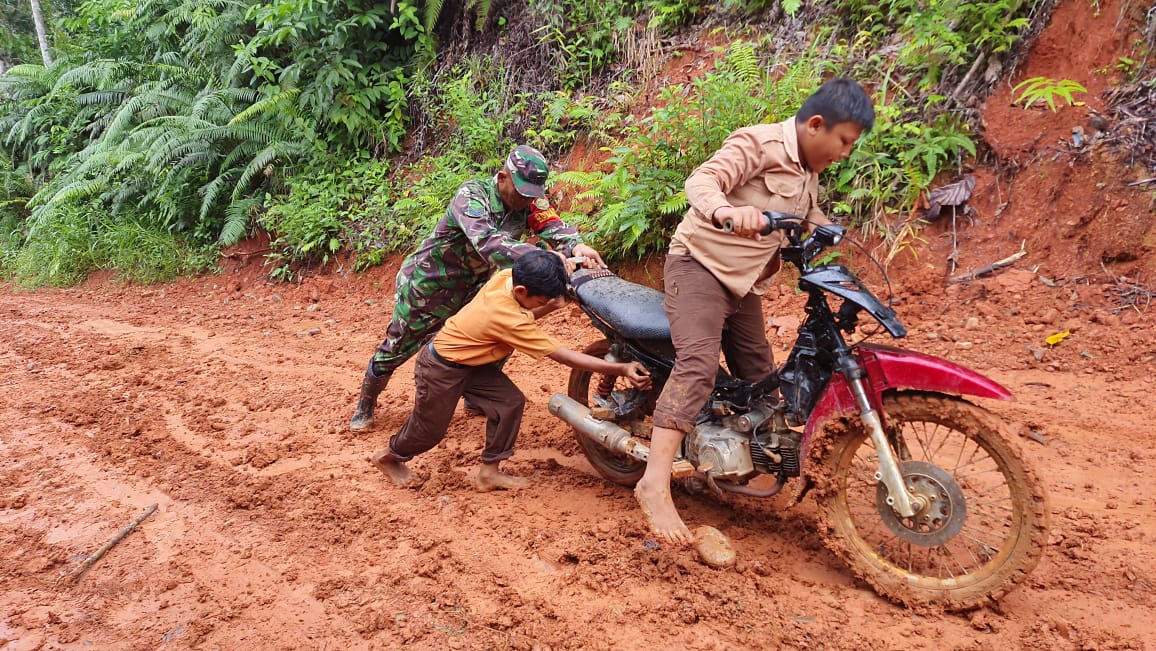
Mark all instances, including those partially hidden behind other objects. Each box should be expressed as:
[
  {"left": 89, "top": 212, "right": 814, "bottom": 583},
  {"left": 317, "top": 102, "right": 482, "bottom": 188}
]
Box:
[
  {"left": 566, "top": 339, "right": 647, "bottom": 486},
  {"left": 815, "top": 391, "right": 1049, "bottom": 611}
]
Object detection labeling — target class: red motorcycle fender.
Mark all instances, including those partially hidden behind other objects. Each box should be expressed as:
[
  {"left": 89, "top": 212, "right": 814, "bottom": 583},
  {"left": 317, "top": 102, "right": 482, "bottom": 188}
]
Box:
[{"left": 801, "top": 343, "right": 1013, "bottom": 453}]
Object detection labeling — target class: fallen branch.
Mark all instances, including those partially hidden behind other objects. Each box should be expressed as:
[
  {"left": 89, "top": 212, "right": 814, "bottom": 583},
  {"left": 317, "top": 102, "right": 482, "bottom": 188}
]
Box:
[
  {"left": 947, "top": 241, "right": 1027, "bottom": 283},
  {"left": 66, "top": 503, "right": 159, "bottom": 583},
  {"left": 1125, "top": 177, "right": 1156, "bottom": 187}
]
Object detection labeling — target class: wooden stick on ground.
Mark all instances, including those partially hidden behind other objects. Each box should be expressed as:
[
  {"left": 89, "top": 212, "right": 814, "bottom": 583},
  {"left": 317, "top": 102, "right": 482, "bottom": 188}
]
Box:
[
  {"left": 67, "top": 503, "right": 159, "bottom": 583},
  {"left": 947, "top": 241, "right": 1027, "bottom": 284}
]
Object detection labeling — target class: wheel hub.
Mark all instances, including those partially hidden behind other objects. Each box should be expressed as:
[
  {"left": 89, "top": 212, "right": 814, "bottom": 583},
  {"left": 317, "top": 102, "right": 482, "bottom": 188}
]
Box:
[{"left": 875, "top": 459, "right": 967, "bottom": 546}]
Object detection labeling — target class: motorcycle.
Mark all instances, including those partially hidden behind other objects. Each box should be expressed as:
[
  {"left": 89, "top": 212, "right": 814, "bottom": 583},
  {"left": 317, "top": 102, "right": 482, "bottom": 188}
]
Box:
[{"left": 548, "top": 212, "right": 1048, "bottom": 611}]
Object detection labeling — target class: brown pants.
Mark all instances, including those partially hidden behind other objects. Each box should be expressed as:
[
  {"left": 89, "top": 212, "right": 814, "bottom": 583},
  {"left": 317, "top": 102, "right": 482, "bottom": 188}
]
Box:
[
  {"left": 652, "top": 254, "right": 774, "bottom": 433},
  {"left": 387, "top": 344, "right": 526, "bottom": 464}
]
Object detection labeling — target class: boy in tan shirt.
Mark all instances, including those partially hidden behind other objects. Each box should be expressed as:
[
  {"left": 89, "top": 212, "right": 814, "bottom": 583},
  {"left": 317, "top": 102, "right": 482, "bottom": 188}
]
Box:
[
  {"left": 371, "top": 249, "right": 651, "bottom": 491},
  {"left": 635, "top": 78, "right": 876, "bottom": 543}
]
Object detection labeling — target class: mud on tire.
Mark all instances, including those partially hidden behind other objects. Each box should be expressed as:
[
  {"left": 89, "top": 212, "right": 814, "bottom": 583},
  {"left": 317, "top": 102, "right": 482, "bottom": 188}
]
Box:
[
  {"left": 813, "top": 391, "right": 1049, "bottom": 611},
  {"left": 566, "top": 339, "right": 648, "bottom": 486}
]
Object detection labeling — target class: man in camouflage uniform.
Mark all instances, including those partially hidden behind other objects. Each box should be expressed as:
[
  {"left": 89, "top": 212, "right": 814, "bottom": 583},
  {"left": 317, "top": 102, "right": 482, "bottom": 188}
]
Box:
[{"left": 350, "top": 144, "right": 607, "bottom": 431}]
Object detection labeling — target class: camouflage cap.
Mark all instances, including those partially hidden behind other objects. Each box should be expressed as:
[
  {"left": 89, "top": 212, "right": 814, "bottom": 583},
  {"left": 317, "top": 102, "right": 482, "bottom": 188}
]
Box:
[{"left": 505, "top": 144, "right": 549, "bottom": 198}]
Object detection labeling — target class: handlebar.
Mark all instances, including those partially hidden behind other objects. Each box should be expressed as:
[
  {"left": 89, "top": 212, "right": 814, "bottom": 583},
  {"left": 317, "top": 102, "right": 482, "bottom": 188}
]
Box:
[
  {"left": 718, "top": 211, "right": 846, "bottom": 264},
  {"left": 720, "top": 210, "right": 799, "bottom": 237}
]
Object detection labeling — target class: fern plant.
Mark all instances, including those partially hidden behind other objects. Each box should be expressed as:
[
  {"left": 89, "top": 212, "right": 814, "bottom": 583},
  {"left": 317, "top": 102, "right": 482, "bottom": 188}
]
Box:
[{"left": 1012, "top": 77, "right": 1088, "bottom": 112}]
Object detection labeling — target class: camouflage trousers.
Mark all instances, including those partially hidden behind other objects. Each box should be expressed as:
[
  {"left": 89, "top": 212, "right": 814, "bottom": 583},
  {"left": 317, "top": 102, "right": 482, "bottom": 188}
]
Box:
[{"left": 369, "top": 268, "right": 483, "bottom": 378}]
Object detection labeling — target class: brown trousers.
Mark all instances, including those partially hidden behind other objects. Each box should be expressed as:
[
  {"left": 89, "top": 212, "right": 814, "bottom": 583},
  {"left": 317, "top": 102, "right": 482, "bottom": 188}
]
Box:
[
  {"left": 652, "top": 254, "right": 774, "bottom": 433},
  {"left": 387, "top": 343, "right": 526, "bottom": 464}
]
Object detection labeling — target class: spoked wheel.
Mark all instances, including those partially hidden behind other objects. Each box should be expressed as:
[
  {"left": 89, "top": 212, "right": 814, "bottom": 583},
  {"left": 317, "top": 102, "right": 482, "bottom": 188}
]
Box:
[
  {"left": 816, "top": 392, "right": 1049, "bottom": 611},
  {"left": 566, "top": 339, "right": 647, "bottom": 486}
]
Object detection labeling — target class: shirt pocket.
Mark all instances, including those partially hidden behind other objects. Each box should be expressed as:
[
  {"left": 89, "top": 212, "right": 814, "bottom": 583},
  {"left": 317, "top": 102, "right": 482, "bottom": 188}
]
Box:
[{"left": 762, "top": 175, "right": 808, "bottom": 216}]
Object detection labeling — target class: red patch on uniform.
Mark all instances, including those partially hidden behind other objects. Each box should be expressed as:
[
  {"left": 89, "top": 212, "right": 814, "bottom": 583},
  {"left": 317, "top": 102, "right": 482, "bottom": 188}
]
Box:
[{"left": 529, "top": 198, "right": 561, "bottom": 232}]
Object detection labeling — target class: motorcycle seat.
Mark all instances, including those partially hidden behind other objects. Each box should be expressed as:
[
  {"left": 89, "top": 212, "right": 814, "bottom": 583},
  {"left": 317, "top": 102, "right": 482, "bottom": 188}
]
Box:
[{"left": 572, "top": 270, "right": 670, "bottom": 340}]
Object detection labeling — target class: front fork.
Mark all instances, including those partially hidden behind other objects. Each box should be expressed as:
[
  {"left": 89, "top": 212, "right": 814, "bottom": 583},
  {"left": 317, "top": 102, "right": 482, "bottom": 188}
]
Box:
[{"left": 843, "top": 364, "right": 923, "bottom": 518}]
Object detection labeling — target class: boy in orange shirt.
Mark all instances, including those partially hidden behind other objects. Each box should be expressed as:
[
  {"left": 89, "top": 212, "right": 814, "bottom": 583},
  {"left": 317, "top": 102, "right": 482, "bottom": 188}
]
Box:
[{"left": 371, "top": 250, "right": 651, "bottom": 491}]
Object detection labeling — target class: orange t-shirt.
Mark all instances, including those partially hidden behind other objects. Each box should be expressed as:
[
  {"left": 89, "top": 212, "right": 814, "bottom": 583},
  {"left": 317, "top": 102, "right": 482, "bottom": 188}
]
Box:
[{"left": 432, "top": 269, "right": 562, "bottom": 366}]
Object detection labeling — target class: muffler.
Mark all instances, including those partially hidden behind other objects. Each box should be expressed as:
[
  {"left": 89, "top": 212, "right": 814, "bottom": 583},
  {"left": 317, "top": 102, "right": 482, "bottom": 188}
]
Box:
[{"left": 548, "top": 393, "right": 651, "bottom": 463}]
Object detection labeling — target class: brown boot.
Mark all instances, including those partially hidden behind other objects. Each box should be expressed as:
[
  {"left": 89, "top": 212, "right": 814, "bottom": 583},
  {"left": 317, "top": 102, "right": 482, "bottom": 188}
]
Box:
[{"left": 349, "top": 367, "right": 390, "bottom": 432}]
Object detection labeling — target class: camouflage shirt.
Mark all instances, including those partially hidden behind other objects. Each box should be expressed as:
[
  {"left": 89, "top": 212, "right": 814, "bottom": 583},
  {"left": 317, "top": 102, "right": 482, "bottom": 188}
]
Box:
[{"left": 397, "top": 176, "right": 584, "bottom": 294}]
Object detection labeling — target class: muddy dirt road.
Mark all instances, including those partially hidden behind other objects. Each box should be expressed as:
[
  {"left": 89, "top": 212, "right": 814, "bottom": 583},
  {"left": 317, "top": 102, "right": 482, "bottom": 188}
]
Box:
[
  {"left": 4, "top": 0, "right": 1156, "bottom": 647},
  {"left": 2, "top": 258, "right": 1155, "bottom": 650}
]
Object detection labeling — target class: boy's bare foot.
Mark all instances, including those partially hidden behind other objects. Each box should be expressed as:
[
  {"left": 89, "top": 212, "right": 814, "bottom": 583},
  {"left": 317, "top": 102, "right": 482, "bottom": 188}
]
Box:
[
  {"left": 634, "top": 479, "right": 693, "bottom": 544},
  {"left": 370, "top": 449, "right": 417, "bottom": 487},
  {"left": 475, "top": 463, "right": 528, "bottom": 492}
]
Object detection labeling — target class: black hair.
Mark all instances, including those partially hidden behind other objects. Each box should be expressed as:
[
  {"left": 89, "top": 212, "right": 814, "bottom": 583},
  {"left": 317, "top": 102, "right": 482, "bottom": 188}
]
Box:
[
  {"left": 796, "top": 78, "right": 875, "bottom": 133},
  {"left": 512, "top": 249, "right": 568, "bottom": 299}
]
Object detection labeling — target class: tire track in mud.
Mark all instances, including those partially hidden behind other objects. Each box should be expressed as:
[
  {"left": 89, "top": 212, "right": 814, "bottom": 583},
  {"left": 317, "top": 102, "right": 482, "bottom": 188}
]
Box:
[{"left": 3, "top": 284, "right": 1156, "bottom": 649}]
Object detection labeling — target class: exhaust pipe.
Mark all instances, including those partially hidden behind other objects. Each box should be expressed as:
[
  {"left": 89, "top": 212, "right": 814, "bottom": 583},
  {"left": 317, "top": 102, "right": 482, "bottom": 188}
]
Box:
[{"left": 548, "top": 393, "right": 651, "bottom": 463}]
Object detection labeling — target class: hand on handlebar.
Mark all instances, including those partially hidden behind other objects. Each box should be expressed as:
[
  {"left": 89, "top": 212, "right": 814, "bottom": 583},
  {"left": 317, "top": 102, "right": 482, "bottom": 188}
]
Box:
[{"left": 714, "top": 205, "right": 768, "bottom": 240}]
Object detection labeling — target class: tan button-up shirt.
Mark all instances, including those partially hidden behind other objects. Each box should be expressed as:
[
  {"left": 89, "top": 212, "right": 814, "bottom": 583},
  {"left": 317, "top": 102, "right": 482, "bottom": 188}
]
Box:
[{"left": 670, "top": 117, "right": 827, "bottom": 297}]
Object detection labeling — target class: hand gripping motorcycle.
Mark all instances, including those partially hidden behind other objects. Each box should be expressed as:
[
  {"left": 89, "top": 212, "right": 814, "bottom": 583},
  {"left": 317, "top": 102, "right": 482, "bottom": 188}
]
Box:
[{"left": 548, "top": 211, "right": 1048, "bottom": 610}]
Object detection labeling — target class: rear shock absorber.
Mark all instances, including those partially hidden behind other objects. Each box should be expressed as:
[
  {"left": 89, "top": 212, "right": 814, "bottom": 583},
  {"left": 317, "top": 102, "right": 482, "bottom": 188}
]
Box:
[
  {"left": 595, "top": 373, "right": 616, "bottom": 399},
  {"left": 594, "top": 346, "right": 623, "bottom": 399}
]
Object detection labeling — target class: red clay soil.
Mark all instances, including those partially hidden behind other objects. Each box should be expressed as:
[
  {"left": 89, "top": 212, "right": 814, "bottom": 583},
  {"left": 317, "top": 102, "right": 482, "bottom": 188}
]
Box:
[{"left": 3, "top": 1, "right": 1156, "bottom": 649}]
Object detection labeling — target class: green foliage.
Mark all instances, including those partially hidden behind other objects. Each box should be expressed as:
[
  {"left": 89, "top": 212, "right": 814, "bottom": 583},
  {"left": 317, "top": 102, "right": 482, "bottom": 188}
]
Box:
[
  {"left": 4, "top": 204, "right": 98, "bottom": 286},
  {"left": 240, "top": 0, "right": 425, "bottom": 150},
  {"left": 264, "top": 59, "right": 531, "bottom": 276},
  {"left": 843, "top": 0, "right": 1031, "bottom": 90},
  {"left": 0, "top": 151, "right": 33, "bottom": 225},
  {"left": 1012, "top": 76, "right": 1088, "bottom": 112},
  {"left": 0, "top": 199, "right": 196, "bottom": 286},
  {"left": 719, "top": 0, "right": 778, "bottom": 16},
  {"left": 646, "top": 0, "right": 702, "bottom": 30},
  {"left": 95, "top": 215, "right": 201, "bottom": 283},
  {"left": 830, "top": 100, "right": 975, "bottom": 227},
  {"left": 260, "top": 156, "right": 393, "bottom": 278},
  {"left": 523, "top": 91, "right": 616, "bottom": 150},
  {"left": 531, "top": 0, "right": 641, "bottom": 89},
  {"left": 0, "top": 0, "right": 42, "bottom": 67}
]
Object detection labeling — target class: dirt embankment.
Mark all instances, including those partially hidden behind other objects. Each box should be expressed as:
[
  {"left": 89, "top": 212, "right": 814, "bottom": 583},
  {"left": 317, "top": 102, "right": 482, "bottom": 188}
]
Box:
[{"left": 2, "top": 0, "right": 1155, "bottom": 649}]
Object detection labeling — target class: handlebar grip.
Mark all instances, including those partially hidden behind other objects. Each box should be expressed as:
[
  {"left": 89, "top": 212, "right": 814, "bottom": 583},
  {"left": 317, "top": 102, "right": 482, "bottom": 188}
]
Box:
[{"left": 721, "top": 216, "right": 774, "bottom": 236}]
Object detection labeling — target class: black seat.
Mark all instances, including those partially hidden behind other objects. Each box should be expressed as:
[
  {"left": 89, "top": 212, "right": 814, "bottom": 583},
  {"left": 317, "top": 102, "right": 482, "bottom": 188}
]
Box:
[{"left": 572, "top": 270, "right": 670, "bottom": 340}]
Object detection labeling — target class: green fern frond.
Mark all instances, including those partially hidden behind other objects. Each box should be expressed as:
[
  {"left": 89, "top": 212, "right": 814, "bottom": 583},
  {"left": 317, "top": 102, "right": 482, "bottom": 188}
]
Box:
[
  {"left": 723, "top": 41, "right": 760, "bottom": 86},
  {"left": 471, "top": 0, "right": 494, "bottom": 31},
  {"left": 217, "top": 198, "right": 256, "bottom": 245},
  {"left": 425, "top": 0, "right": 446, "bottom": 32},
  {"left": 199, "top": 172, "right": 234, "bottom": 220},
  {"left": 658, "top": 191, "right": 689, "bottom": 216},
  {"left": 553, "top": 170, "right": 605, "bottom": 188},
  {"left": 230, "top": 89, "right": 301, "bottom": 124},
  {"left": 48, "top": 179, "right": 108, "bottom": 207},
  {"left": 231, "top": 145, "right": 282, "bottom": 199},
  {"left": 77, "top": 90, "right": 131, "bottom": 106}
]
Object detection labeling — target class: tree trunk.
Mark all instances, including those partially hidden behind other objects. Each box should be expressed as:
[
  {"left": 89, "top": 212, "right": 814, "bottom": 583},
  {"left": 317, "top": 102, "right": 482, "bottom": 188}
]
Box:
[{"left": 29, "top": 0, "right": 53, "bottom": 67}]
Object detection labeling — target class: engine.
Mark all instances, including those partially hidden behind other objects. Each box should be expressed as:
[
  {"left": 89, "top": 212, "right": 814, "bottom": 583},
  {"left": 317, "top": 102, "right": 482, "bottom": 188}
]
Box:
[{"left": 686, "top": 405, "right": 803, "bottom": 480}]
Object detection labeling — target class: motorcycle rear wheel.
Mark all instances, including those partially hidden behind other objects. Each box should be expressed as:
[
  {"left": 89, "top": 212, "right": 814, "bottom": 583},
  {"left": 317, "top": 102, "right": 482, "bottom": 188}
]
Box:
[
  {"left": 566, "top": 339, "right": 647, "bottom": 486},
  {"left": 816, "top": 392, "right": 1048, "bottom": 611}
]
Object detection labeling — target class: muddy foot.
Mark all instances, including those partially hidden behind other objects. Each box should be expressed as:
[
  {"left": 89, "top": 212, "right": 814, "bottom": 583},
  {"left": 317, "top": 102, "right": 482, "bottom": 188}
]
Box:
[
  {"left": 634, "top": 479, "right": 693, "bottom": 545},
  {"left": 370, "top": 449, "right": 417, "bottom": 487},
  {"left": 475, "top": 465, "right": 528, "bottom": 492}
]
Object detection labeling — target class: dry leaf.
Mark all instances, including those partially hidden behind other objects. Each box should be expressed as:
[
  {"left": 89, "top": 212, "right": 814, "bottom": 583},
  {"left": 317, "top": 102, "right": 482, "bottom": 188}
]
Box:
[{"left": 925, "top": 175, "right": 977, "bottom": 221}]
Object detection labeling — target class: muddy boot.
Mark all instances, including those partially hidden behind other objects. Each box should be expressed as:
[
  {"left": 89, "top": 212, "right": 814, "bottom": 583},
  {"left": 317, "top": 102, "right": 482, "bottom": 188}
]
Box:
[{"left": 349, "top": 368, "right": 390, "bottom": 432}]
